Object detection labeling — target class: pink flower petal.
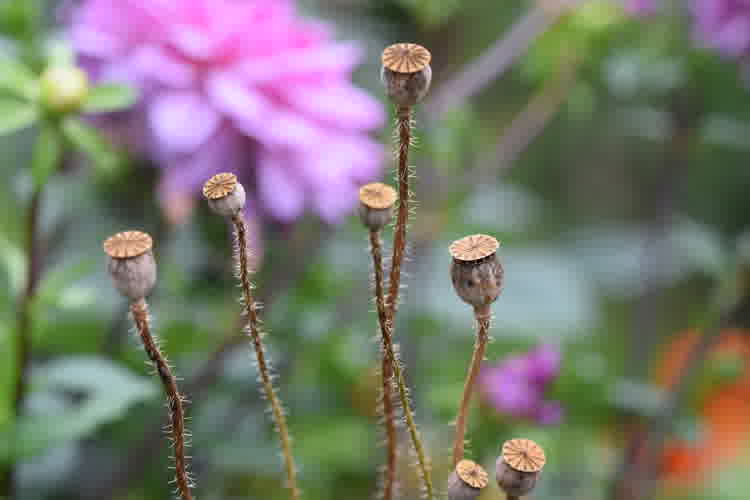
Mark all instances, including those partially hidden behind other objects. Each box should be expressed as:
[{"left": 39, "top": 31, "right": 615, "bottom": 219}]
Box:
[
  {"left": 285, "top": 84, "right": 385, "bottom": 130},
  {"left": 258, "top": 153, "right": 306, "bottom": 221},
  {"left": 149, "top": 92, "right": 220, "bottom": 154}
]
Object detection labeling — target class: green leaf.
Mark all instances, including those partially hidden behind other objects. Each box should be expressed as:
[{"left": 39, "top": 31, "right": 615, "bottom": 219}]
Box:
[
  {"left": 83, "top": 84, "right": 137, "bottom": 113},
  {"left": 0, "top": 58, "right": 38, "bottom": 100},
  {"left": 0, "top": 98, "right": 37, "bottom": 136},
  {"left": 31, "top": 257, "right": 97, "bottom": 311},
  {"left": 1, "top": 356, "right": 157, "bottom": 459},
  {"left": 31, "top": 121, "right": 62, "bottom": 189},
  {"left": 61, "top": 117, "right": 119, "bottom": 175}
]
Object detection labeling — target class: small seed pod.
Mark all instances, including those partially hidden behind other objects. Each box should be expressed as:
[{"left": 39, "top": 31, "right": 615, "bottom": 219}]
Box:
[
  {"left": 202, "top": 172, "right": 246, "bottom": 217},
  {"left": 496, "top": 438, "right": 546, "bottom": 497},
  {"left": 448, "top": 459, "right": 489, "bottom": 500},
  {"left": 449, "top": 234, "right": 503, "bottom": 313},
  {"left": 358, "top": 182, "right": 397, "bottom": 231},
  {"left": 381, "top": 43, "right": 432, "bottom": 108},
  {"left": 104, "top": 231, "right": 157, "bottom": 301}
]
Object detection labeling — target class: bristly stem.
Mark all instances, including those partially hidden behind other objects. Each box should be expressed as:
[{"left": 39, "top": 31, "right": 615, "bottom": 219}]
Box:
[
  {"left": 129, "top": 299, "right": 193, "bottom": 500},
  {"left": 452, "top": 308, "right": 491, "bottom": 467},
  {"left": 231, "top": 214, "right": 300, "bottom": 500},
  {"left": 371, "top": 241, "right": 434, "bottom": 499},
  {"left": 369, "top": 229, "right": 397, "bottom": 500},
  {"left": 381, "top": 105, "right": 434, "bottom": 498},
  {"left": 2, "top": 188, "right": 44, "bottom": 497},
  {"left": 386, "top": 105, "right": 412, "bottom": 318}
]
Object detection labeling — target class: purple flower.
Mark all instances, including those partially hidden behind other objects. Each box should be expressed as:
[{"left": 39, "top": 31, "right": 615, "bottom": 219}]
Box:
[
  {"left": 623, "top": 0, "right": 659, "bottom": 16},
  {"left": 71, "top": 0, "right": 384, "bottom": 223},
  {"left": 691, "top": 0, "right": 750, "bottom": 58},
  {"left": 480, "top": 345, "right": 563, "bottom": 425}
]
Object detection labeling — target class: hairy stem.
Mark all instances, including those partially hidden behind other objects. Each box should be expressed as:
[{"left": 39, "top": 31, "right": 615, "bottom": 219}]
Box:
[
  {"left": 231, "top": 214, "right": 300, "bottom": 500},
  {"left": 386, "top": 106, "right": 412, "bottom": 318},
  {"left": 371, "top": 239, "right": 434, "bottom": 498},
  {"left": 130, "top": 299, "right": 193, "bottom": 500},
  {"left": 2, "top": 188, "right": 44, "bottom": 497},
  {"left": 452, "top": 310, "right": 490, "bottom": 467},
  {"left": 369, "top": 229, "right": 397, "bottom": 500}
]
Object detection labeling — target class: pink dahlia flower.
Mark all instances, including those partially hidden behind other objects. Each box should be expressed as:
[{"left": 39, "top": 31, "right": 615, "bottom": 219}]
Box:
[{"left": 71, "top": 0, "right": 385, "bottom": 223}]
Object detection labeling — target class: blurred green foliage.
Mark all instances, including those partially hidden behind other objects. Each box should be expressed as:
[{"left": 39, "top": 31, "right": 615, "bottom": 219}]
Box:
[{"left": 1, "top": 0, "right": 750, "bottom": 499}]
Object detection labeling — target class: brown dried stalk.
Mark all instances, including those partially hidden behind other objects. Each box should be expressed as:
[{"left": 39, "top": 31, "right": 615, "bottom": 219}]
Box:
[
  {"left": 231, "top": 213, "right": 300, "bottom": 500},
  {"left": 130, "top": 299, "right": 193, "bottom": 500},
  {"left": 368, "top": 229, "right": 397, "bottom": 500},
  {"left": 386, "top": 106, "right": 412, "bottom": 318},
  {"left": 452, "top": 311, "right": 490, "bottom": 467}
]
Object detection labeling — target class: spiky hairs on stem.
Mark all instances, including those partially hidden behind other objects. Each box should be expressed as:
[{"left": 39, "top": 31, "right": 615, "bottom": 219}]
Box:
[
  {"left": 231, "top": 213, "right": 300, "bottom": 500},
  {"left": 130, "top": 299, "right": 194, "bottom": 500},
  {"left": 368, "top": 229, "right": 398, "bottom": 500}
]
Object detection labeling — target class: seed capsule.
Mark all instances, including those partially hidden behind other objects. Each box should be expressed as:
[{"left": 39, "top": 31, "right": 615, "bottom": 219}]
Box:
[
  {"left": 449, "top": 234, "right": 503, "bottom": 313},
  {"left": 496, "top": 438, "right": 546, "bottom": 497},
  {"left": 358, "top": 182, "right": 397, "bottom": 231},
  {"left": 448, "top": 459, "right": 488, "bottom": 500},
  {"left": 104, "top": 231, "right": 157, "bottom": 301},
  {"left": 380, "top": 43, "right": 432, "bottom": 107},
  {"left": 202, "top": 172, "right": 246, "bottom": 217}
]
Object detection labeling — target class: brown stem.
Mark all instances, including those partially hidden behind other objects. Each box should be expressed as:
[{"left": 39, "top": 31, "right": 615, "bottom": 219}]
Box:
[
  {"left": 371, "top": 242, "right": 434, "bottom": 498},
  {"left": 2, "top": 188, "right": 44, "bottom": 497},
  {"left": 386, "top": 106, "right": 412, "bottom": 318},
  {"left": 369, "top": 229, "right": 397, "bottom": 500},
  {"left": 231, "top": 214, "right": 300, "bottom": 500},
  {"left": 129, "top": 299, "right": 193, "bottom": 500},
  {"left": 452, "top": 309, "right": 490, "bottom": 467}
]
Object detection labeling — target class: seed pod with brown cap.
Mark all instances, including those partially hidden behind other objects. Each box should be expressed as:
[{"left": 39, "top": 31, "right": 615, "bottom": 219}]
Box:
[
  {"left": 449, "top": 234, "right": 503, "bottom": 317},
  {"left": 496, "top": 438, "right": 546, "bottom": 498},
  {"left": 202, "top": 172, "right": 246, "bottom": 217},
  {"left": 381, "top": 43, "right": 432, "bottom": 108},
  {"left": 359, "top": 182, "right": 397, "bottom": 231},
  {"left": 448, "top": 459, "right": 488, "bottom": 500},
  {"left": 104, "top": 231, "right": 157, "bottom": 301}
]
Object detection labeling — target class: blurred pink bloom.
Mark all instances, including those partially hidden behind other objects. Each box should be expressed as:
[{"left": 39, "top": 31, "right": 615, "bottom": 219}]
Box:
[
  {"left": 480, "top": 344, "right": 563, "bottom": 425},
  {"left": 71, "top": 0, "right": 384, "bottom": 222},
  {"left": 691, "top": 0, "right": 750, "bottom": 58},
  {"left": 623, "top": 0, "right": 659, "bottom": 16}
]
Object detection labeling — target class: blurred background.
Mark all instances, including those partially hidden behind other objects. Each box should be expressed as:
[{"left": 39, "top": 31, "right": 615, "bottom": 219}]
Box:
[{"left": 1, "top": 0, "right": 750, "bottom": 499}]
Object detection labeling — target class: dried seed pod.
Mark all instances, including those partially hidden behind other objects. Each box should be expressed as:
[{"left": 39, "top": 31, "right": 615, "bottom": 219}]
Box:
[
  {"left": 449, "top": 234, "right": 503, "bottom": 312},
  {"left": 203, "top": 172, "right": 246, "bottom": 217},
  {"left": 496, "top": 438, "right": 546, "bottom": 497},
  {"left": 104, "top": 231, "right": 157, "bottom": 301},
  {"left": 381, "top": 43, "right": 432, "bottom": 107},
  {"left": 448, "top": 459, "right": 488, "bottom": 500},
  {"left": 358, "top": 182, "right": 397, "bottom": 231}
]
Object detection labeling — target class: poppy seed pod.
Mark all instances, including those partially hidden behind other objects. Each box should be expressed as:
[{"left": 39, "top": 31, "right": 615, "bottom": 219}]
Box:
[
  {"left": 104, "top": 231, "right": 157, "bottom": 301},
  {"left": 358, "top": 182, "right": 397, "bottom": 231},
  {"left": 449, "top": 234, "right": 503, "bottom": 312},
  {"left": 381, "top": 43, "right": 432, "bottom": 108},
  {"left": 203, "top": 172, "right": 246, "bottom": 217},
  {"left": 496, "top": 438, "right": 546, "bottom": 497},
  {"left": 448, "top": 459, "right": 488, "bottom": 500}
]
